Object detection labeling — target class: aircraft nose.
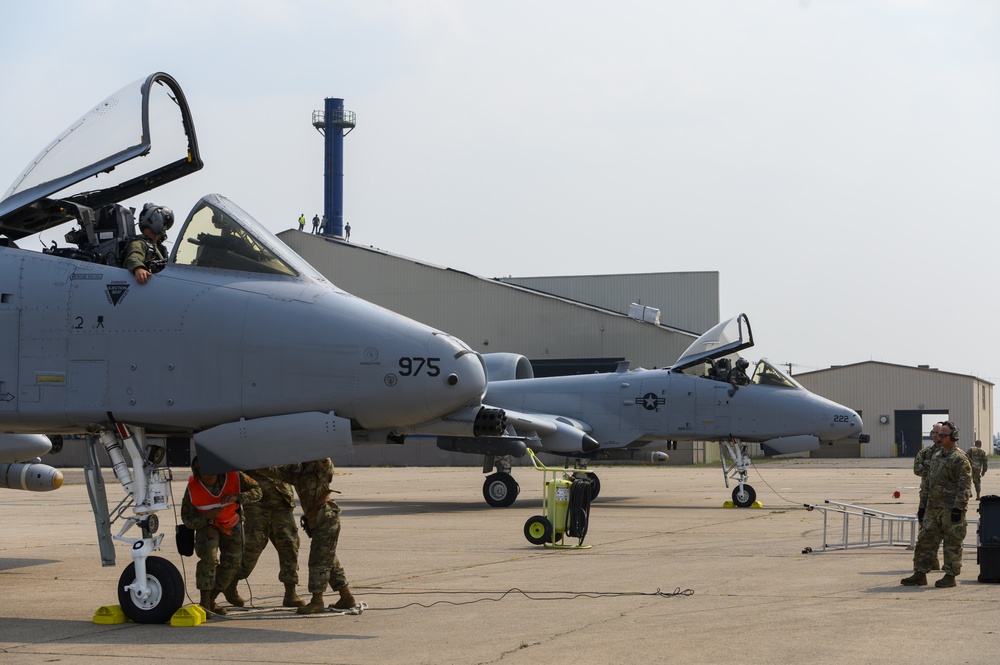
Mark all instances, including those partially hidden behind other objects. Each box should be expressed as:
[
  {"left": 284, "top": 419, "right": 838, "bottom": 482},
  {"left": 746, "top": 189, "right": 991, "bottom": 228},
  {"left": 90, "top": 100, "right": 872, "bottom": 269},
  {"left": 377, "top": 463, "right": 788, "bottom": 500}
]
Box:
[
  {"left": 426, "top": 333, "right": 488, "bottom": 410},
  {"left": 834, "top": 408, "right": 864, "bottom": 439}
]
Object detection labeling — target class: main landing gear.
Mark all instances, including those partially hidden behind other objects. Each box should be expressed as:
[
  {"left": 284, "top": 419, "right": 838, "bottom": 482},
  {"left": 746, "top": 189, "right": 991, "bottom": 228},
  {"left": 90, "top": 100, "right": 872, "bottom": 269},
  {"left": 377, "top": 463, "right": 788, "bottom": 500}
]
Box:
[
  {"left": 481, "top": 454, "right": 601, "bottom": 508},
  {"left": 482, "top": 454, "right": 520, "bottom": 507},
  {"left": 720, "top": 439, "right": 756, "bottom": 508},
  {"left": 84, "top": 425, "right": 184, "bottom": 623}
]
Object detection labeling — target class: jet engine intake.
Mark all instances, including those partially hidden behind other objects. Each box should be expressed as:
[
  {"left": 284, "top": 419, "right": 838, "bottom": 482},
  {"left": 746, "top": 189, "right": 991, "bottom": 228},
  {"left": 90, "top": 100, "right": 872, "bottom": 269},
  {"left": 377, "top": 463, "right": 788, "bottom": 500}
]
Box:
[{"left": 482, "top": 353, "right": 534, "bottom": 381}]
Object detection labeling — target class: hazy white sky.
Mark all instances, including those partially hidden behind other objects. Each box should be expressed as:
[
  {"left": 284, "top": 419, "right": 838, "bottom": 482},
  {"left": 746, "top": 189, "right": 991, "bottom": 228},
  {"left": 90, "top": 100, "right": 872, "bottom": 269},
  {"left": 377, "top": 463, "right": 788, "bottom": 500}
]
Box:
[{"left": 2, "top": 1, "right": 998, "bottom": 431}]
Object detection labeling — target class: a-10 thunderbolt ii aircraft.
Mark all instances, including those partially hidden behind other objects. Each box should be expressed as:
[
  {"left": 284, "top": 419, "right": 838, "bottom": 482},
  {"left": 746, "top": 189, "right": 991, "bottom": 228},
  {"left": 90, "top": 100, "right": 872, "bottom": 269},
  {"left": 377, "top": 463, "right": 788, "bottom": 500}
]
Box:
[
  {"left": 0, "top": 72, "right": 505, "bottom": 623},
  {"left": 434, "top": 313, "right": 868, "bottom": 508}
]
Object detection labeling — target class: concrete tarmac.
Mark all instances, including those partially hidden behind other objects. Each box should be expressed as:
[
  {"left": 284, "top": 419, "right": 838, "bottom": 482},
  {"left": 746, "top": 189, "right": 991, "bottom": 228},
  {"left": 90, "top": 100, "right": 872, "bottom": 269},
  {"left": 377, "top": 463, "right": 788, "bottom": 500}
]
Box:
[{"left": 1, "top": 458, "right": 997, "bottom": 665}]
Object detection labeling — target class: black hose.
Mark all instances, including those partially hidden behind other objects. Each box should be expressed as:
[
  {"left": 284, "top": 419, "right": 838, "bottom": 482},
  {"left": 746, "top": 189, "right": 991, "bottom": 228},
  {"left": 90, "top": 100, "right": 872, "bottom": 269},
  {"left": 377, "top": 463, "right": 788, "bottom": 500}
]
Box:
[{"left": 566, "top": 478, "right": 593, "bottom": 544}]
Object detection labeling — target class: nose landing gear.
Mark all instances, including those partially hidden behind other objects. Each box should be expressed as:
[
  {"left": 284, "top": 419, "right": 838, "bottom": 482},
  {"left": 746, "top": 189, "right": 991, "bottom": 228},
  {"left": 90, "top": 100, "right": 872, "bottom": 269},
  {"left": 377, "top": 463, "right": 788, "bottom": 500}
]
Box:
[{"left": 721, "top": 439, "right": 757, "bottom": 508}]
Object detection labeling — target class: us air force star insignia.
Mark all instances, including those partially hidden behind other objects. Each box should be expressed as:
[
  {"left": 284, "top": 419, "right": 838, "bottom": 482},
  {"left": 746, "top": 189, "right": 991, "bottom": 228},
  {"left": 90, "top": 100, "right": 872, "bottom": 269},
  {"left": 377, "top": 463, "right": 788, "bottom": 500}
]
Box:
[{"left": 636, "top": 392, "right": 665, "bottom": 410}]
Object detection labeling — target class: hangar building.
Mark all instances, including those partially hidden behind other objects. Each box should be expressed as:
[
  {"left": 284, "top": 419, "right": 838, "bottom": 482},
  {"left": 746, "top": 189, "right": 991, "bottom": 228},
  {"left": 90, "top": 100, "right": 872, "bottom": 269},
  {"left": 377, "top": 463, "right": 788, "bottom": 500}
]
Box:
[{"left": 796, "top": 362, "right": 994, "bottom": 459}]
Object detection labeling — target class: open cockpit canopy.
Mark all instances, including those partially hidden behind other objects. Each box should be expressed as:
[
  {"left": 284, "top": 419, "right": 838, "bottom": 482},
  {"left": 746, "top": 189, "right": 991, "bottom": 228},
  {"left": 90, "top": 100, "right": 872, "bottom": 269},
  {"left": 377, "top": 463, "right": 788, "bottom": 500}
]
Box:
[
  {"left": 0, "top": 72, "right": 202, "bottom": 241},
  {"left": 670, "top": 313, "right": 754, "bottom": 372}
]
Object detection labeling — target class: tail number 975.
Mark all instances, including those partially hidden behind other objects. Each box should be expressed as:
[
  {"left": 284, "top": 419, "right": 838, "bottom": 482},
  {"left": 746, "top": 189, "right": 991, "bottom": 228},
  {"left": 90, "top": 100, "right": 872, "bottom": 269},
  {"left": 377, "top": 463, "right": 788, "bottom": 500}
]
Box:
[{"left": 399, "top": 357, "right": 441, "bottom": 377}]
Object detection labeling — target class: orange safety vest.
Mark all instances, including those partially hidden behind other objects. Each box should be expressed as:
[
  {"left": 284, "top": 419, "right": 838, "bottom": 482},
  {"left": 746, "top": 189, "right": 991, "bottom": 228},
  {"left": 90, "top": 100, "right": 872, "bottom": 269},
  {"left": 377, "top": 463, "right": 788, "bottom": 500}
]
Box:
[{"left": 188, "top": 473, "right": 241, "bottom": 535}]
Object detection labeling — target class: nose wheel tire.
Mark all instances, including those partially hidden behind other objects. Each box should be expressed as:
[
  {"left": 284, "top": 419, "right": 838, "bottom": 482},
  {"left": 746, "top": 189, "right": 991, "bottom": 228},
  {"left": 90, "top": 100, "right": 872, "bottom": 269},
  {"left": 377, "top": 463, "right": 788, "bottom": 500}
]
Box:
[
  {"left": 117, "top": 555, "right": 185, "bottom": 624},
  {"left": 732, "top": 484, "right": 756, "bottom": 508},
  {"left": 483, "top": 472, "right": 519, "bottom": 507}
]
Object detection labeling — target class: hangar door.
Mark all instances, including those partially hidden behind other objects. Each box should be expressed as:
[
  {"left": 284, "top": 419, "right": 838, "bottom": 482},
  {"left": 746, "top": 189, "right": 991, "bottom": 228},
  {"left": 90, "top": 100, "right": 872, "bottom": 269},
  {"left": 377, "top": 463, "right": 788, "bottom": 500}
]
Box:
[{"left": 895, "top": 409, "right": 949, "bottom": 457}]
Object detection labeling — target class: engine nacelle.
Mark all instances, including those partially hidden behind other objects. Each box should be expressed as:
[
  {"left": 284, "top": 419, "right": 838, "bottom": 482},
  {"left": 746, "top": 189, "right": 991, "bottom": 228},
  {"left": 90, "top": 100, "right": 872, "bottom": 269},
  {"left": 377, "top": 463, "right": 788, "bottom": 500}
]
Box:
[
  {"left": 482, "top": 353, "right": 534, "bottom": 381},
  {"left": 0, "top": 461, "right": 64, "bottom": 492}
]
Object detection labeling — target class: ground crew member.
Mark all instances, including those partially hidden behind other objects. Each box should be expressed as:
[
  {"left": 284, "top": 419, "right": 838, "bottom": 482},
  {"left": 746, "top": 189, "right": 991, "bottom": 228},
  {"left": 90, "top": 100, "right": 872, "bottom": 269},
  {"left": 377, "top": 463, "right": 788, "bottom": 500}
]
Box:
[
  {"left": 913, "top": 422, "right": 943, "bottom": 570},
  {"left": 181, "top": 457, "right": 262, "bottom": 615},
  {"left": 902, "top": 421, "right": 972, "bottom": 588},
  {"left": 968, "top": 440, "right": 988, "bottom": 500},
  {"left": 234, "top": 468, "right": 305, "bottom": 607},
  {"left": 124, "top": 203, "right": 172, "bottom": 285},
  {"left": 260, "top": 459, "right": 357, "bottom": 614},
  {"left": 298, "top": 213, "right": 306, "bottom": 231}
]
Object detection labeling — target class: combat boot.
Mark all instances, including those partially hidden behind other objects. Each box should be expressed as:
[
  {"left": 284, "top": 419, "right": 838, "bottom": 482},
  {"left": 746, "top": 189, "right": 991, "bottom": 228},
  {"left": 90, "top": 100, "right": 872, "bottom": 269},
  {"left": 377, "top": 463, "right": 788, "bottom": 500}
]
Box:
[
  {"left": 223, "top": 579, "right": 246, "bottom": 607},
  {"left": 199, "top": 589, "right": 213, "bottom": 614},
  {"left": 935, "top": 574, "right": 957, "bottom": 588},
  {"left": 283, "top": 583, "right": 305, "bottom": 607},
  {"left": 297, "top": 592, "right": 326, "bottom": 615},
  {"left": 900, "top": 572, "right": 927, "bottom": 586},
  {"left": 207, "top": 590, "right": 227, "bottom": 615},
  {"left": 329, "top": 585, "right": 357, "bottom": 610}
]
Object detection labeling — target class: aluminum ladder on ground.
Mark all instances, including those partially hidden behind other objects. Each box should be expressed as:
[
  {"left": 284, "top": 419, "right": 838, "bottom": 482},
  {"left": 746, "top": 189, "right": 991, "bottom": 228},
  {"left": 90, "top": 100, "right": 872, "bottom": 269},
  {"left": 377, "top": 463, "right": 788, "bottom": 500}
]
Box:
[
  {"left": 804, "top": 500, "right": 980, "bottom": 553},
  {"left": 803, "top": 500, "right": 918, "bottom": 552}
]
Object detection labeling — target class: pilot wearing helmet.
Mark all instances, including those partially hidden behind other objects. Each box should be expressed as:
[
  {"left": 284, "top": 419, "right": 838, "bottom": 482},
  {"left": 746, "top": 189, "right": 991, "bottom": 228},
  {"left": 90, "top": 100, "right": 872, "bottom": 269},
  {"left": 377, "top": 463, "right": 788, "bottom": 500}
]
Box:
[{"left": 124, "top": 203, "right": 173, "bottom": 284}]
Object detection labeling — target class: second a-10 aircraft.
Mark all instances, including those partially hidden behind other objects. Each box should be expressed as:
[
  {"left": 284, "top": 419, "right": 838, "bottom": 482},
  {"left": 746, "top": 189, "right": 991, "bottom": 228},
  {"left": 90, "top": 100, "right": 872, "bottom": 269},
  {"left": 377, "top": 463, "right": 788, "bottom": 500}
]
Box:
[{"left": 430, "top": 314, "right": 867, "bottom": 508}]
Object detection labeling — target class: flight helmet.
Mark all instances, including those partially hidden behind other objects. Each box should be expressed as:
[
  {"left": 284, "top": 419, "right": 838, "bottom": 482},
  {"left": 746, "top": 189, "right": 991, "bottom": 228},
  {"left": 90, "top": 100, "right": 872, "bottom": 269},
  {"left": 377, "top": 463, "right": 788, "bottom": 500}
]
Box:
[{"left": 138, "top": 203, "right": 174, "bottom": 236}]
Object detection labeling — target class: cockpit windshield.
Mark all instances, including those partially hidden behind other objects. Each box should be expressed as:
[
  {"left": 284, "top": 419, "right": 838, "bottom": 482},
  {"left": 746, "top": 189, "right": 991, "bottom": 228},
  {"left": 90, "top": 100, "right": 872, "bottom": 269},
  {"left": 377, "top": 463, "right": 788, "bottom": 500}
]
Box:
[
  {"left": 173, "top": 194, "right": 323, "bottom": 279},
  {"left": 750, "top": 359, "right": 803, "bottom": 389}
]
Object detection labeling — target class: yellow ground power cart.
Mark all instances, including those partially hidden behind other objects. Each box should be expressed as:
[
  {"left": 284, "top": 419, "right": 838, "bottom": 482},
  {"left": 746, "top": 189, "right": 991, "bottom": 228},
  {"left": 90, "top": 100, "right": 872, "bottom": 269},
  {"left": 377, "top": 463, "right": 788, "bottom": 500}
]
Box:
[{"left": 522, "top": 448, "right": 597, "bottom": 549}]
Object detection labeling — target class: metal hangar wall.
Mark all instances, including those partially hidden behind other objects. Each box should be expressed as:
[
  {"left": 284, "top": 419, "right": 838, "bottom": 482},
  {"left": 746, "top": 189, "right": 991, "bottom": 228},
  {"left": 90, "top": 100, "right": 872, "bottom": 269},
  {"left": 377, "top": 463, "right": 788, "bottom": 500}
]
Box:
[
  {"left": 279, "top": 232, "right": 715, "bottom": 372},
  {"left": 796, "top": 361, "right": 994, "bottom": 459}
]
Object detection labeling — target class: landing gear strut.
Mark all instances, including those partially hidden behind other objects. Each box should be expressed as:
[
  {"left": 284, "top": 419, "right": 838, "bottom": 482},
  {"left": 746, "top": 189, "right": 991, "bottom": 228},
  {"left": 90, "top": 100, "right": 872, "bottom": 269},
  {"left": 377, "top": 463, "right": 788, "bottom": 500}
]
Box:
[
  {"left": 720, "top": 439, "right": 756, "bottom": 508},
  {"left": 84, "top": 425, "right": 184, "bottom": 623}
]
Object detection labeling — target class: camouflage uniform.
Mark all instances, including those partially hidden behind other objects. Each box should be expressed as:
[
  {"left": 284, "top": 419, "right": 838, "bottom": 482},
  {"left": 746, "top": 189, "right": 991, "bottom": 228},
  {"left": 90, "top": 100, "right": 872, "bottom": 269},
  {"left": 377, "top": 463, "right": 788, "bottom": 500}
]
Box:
[
  {"left": 260, "top": 459, "right": 349, "bottom": 594},
  {"left": 914, "top": 443, "right": 940, "bottom": 506},
  {"left": 181, "top": 472, "right": 262, "bottom": 591},
  {"left": 912, "top": 447, "right": 972, "bottom": 576},
  {"left": 967, "top": 446, "right": 988, "bottom": 499},
  {"left": 238, "top": 469, "right": 300, "bottom": 585},
  {"left": 122, "top": 235, "right": 166, "bottom": 274}
]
